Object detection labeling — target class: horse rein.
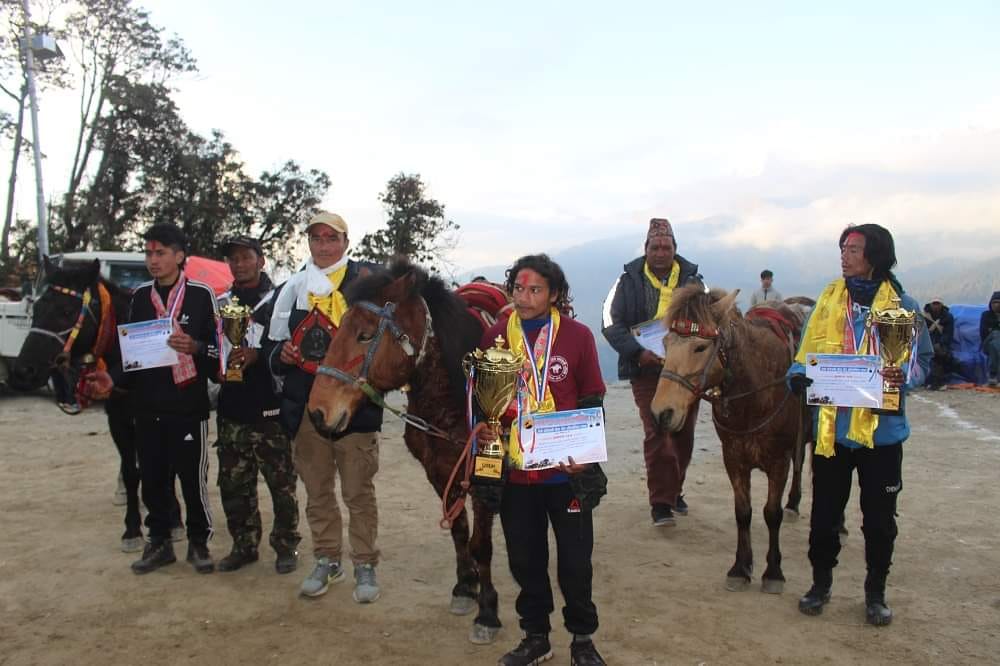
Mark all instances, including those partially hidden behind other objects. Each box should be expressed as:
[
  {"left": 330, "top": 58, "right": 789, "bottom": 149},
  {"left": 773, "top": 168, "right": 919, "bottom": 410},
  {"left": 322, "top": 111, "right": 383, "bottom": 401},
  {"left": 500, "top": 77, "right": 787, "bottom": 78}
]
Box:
[{"left": 315, "top": 296, "right": 453, "bottom": 441}]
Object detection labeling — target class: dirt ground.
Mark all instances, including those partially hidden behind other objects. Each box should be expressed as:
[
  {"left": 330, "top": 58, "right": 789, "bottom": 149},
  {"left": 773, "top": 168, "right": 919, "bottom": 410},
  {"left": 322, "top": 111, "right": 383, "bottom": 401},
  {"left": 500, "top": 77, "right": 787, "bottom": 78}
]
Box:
[{"left": 1, "top": 383, "right": 998, "bottom": 665}]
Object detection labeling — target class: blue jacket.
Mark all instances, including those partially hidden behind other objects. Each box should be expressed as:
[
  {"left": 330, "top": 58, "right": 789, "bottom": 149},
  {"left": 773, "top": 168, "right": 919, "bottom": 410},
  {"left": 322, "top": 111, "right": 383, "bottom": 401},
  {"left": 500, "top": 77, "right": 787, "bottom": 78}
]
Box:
[{"left": 787, "top": 291, "right": 932, "bottom": 448}]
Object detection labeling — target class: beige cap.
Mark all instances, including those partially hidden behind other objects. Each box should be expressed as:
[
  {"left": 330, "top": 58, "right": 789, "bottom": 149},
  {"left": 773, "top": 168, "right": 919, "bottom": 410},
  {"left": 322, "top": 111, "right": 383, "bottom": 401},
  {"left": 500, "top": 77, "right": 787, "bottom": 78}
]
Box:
[{"left": 306, "top": 211, "right": 348, "bottom": 235}]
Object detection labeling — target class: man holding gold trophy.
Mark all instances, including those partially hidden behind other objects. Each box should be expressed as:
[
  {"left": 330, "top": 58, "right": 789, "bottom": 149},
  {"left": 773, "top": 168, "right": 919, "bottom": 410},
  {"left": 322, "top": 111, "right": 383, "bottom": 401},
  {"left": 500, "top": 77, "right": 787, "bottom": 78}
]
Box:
[
  {"left": 788, "top": 224, "right": 932, "bottom": 627},
  {"left": 214, "top": 236, "right": 301, "bottom": 575},
  {"left": 474, "top": 254, "right": 608, "bottom": 666}
]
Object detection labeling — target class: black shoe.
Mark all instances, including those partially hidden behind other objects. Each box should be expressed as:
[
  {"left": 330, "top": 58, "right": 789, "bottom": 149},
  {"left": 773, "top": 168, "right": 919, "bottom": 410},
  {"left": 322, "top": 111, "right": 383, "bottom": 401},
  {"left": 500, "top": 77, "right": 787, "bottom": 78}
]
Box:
[
  {"left": 275, "top": 550, "right": 299, "bottom": 575},
  {"left": 570, "top": 639, "right": 606, "bottom": 666},
  {"left": 651, "top": 504, "right": 675, "bottom": 527},
  {"left": 498, "top": 633, "right": 552, "bottom": 665},
  {"left": 865, "top": 599, "right": 893, "bottom": 626},
  {"left": 674, "top": 495, "right": 689, "bottom": 516},
  {"left": 798, "top": 585, "right": 831, "bottom": 616},
  {"left": 217, "top": 549, "right": 258, "bottom": 572},
  {"left": 186, "top": 542, "right": 215, "bottom": 574},
  {"left": 131, "top": 540, "right": 176, "bottom": 575}
]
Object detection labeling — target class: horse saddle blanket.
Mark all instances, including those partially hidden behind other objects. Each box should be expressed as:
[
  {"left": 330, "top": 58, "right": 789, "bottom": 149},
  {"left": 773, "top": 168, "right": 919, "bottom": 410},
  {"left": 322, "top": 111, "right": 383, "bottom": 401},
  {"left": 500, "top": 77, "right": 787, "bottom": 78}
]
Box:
[
  {"left": 456, "top": 281, "right": 513, "bottom": 330},
  {"left": 291, "top": 306, "right": 338, "bottom": 375}
]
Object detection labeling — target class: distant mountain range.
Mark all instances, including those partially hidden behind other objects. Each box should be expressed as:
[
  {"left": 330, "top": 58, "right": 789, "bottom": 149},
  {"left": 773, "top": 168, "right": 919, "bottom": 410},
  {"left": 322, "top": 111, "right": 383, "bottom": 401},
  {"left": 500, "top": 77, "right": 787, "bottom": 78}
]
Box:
[{"left": 463, "top": 231, "right": 1000, "bottom": 379}]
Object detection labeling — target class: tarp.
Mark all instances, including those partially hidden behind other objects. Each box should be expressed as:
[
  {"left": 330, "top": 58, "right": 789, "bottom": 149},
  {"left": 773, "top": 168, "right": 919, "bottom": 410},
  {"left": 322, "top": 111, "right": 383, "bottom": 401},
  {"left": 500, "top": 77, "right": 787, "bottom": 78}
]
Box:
[
  {"left": 185, "top": 256, "right": 233, "bottom": 296},
  {"left": 946, "top": 304, "right": 988, "bottom": 384}
]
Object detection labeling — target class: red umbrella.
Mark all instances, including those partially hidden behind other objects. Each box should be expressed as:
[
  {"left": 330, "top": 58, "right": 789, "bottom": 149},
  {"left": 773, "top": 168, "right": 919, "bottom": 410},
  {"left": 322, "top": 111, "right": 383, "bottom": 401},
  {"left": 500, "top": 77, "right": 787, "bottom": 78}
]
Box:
[{"left": 185, "top": 256, "right": 233, "bottom": 296}]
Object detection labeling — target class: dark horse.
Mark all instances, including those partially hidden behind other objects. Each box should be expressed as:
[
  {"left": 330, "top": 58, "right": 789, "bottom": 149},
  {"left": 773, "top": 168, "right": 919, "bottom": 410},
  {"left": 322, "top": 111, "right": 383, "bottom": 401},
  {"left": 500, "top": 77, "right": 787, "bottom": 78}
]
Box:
[
  {"left": 306, "top": 261, "right": 502, "bottom": 645},
  {"left": 650, "top": 285, "right": 809, "bottom": 593},
  {"left": 13, "top": 258, "right": 144, "bottom": 551}
]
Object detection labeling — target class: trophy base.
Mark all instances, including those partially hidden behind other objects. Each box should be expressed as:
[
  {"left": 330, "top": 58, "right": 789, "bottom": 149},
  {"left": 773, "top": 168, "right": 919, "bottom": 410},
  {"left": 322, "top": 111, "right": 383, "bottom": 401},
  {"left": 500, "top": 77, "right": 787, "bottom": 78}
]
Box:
[
  {"left": 874, "top": 390, "right": 900, "bottom": 414},
  {"left": 472, "top": 454, "right": 505, "bottom": 486},
  {"left": 225, "top": 366, "right": 244, "bottom": 382}
]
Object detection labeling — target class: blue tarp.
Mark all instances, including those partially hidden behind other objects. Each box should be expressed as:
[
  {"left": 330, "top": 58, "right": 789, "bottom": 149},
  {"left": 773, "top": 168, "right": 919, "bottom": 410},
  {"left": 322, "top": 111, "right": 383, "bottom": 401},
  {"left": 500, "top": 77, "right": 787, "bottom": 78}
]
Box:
[{"left": 946, "top": 304, "right": 989, "bottom": 384}]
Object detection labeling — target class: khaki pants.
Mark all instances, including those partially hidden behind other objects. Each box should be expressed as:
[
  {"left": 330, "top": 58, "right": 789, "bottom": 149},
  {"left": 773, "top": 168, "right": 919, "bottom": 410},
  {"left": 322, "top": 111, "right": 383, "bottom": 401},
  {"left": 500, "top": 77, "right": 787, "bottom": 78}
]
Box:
[{"left": 293, "top": 416, "right": 380, "bottom": 565}]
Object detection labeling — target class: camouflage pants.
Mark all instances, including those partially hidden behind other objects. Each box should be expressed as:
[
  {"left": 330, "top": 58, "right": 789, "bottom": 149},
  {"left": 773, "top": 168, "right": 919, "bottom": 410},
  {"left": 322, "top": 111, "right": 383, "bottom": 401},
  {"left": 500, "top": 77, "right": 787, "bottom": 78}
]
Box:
[{"left": 215, "top": 418, "right": 301, "bottom": 555}]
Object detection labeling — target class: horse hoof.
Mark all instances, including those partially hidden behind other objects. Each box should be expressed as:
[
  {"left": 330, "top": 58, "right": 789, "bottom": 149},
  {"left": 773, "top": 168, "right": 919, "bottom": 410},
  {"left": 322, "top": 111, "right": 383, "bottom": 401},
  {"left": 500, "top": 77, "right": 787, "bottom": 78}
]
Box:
[
  {"left": 468, "top": 623, "right": 500, "bottom": 645},
  {"left": 449, "top": 595, "right": 477, "bottom": 616},
  {"left": 120, "top": 536, "right": 145, "bottom": 553},
  {"left": 761, "top": 578, "right": 784, "bottom": 595},
  {"left": 725, "top": 576, "right": 751, "bottom": 592},
  {"left": 783, "top": 508, "right": 800, "bottom": 522}
]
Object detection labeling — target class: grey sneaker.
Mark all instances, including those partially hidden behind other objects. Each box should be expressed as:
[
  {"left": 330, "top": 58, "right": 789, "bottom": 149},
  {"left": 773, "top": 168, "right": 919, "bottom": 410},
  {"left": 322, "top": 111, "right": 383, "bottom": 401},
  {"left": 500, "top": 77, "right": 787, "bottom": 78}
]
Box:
[
  {"left": 353, "top": 563, "right": 380, "bottom": 603},
  {"left": 300, "top": 556, "right": 345, "bottom": 598}
]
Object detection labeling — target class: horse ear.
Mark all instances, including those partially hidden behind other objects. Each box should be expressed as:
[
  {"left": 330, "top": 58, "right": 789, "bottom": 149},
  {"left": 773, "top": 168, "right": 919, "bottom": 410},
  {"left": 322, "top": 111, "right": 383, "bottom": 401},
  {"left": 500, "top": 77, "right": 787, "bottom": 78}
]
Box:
[
  {"left": 87, "top": 259, "right": 101, "bottom": 282},
  {"left": 711, "top": 289, "right": 740, "bottom": 318}
]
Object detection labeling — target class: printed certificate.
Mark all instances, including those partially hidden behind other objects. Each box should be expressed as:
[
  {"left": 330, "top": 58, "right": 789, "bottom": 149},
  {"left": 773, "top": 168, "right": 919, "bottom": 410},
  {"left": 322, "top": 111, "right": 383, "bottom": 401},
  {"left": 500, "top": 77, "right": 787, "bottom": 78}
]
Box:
[
  {"left": 520, "top": 407, "right": 608, "bottom": 470},
  {"left": 805, "top": 353, "right": 882, "bottom": 409},
  {"left": 631, "top": 318, "right": 666, "bottom": 354},
  {"left": 118, "top": 319, "right": 178, "bottom": 372}
]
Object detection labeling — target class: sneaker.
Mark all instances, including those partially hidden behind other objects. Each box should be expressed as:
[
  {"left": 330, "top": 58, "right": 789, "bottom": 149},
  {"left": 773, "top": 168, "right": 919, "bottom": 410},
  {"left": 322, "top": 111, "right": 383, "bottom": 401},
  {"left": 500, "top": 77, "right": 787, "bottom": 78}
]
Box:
[
  {"left": 674, "top": 495, "right": 689, "bottom": 516},
  {"left": 651, "top": 504, "right": 675, "bottom": 527},
  {"left": 131, "top": 540, "right": 176, "bottom": 575},
  {"left": 353, "top": 563, "right": 380, "bottom": 603},
  {"left": 186, "top": 542, "right": 215, "bottom": 574},
  {"left": 300, "top": 556, "right": 345, "bottom": 597},
  {"left": 275, "top": 550, "right": 299, "bottom": 575},
  {"left": 798, "top": 585, "right": 831, "bottom": 616},
  {"left": 217, "top": 549, "right": 259, "bottom": 572},
  {"left": 170, "top": 525, "right": 186, "bottom": 543},
  {"left": 570, "top": 639, "right": 606, "bottom": 666},
  {"left": 498, "top": 633, "right": 552, "bottom": 665}
]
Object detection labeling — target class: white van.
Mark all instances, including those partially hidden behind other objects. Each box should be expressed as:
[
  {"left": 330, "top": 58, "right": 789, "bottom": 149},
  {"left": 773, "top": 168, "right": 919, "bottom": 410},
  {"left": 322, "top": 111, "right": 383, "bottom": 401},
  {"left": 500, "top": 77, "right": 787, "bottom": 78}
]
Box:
[{"left": 0, "top": 252, "right": 149, "bottom": 387}]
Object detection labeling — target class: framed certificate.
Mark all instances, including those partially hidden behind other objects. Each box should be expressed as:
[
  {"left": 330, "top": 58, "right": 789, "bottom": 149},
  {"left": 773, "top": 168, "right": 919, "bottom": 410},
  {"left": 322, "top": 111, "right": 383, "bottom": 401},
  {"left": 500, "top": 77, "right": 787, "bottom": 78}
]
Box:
[
  {"left": 804, "top": 353, "right": 883, "bottom": 409},
  {"left": 118, "top": 319, "right": 178, "bottom": 372},
  {"left": 520, "top": 407, "right": 608, "bottom": 471},
  {"left": 631, "top": 318, "right": 666, "bottom": 354}
]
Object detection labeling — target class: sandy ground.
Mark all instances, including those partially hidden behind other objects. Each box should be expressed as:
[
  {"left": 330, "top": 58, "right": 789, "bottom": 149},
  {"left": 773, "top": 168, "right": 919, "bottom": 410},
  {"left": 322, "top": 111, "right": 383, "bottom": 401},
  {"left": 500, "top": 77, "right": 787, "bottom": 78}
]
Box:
[{"left": 1, "top": 383, "right": 999, "bottom": 665}]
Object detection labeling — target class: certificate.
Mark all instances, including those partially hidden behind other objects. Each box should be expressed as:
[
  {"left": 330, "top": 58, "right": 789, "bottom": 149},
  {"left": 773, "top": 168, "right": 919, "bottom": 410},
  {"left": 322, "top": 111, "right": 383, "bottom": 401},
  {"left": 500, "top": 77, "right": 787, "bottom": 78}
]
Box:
[
  {"left": 118, "top": 319, "right": 178, "bottom": 372},
  {"left": 631, "top": 318, "right": 666, "bottom": 354},
  {"left": 804, "top": 353, "right": 882, "bottom": 409},
  {"left": 520, "top": 407, "right": 608, "bottom": 471}
]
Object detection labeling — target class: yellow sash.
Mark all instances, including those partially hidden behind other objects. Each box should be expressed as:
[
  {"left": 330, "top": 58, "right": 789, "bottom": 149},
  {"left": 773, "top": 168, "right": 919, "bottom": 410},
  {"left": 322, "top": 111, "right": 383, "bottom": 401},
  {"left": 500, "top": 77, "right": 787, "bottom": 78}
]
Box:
[
  {"left": 644, "top": 260, "right": 680, "bottom": 319},
  {"left": 795, "top": 278, "right": 899, "bottom": 457},
  {"left": 307, "top": 265, "right": 349, "bottom": 326},
  {"left": 505, "top": 308, "right": 560, "bottom": 469}
]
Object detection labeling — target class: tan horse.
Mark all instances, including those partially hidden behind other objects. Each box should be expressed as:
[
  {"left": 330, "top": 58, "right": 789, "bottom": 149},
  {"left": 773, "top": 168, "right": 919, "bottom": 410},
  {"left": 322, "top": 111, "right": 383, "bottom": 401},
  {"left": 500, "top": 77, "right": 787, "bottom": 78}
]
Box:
[{"left": 650, "top": 285, "right": 809, "bottom": 593}]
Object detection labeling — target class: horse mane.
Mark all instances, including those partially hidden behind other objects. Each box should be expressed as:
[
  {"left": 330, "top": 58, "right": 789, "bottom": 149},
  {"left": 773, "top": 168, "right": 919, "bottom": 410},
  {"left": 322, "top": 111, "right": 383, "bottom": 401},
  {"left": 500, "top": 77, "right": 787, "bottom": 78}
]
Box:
[
  {"left": 345, "top": 259, "right": 481, "bottom": 403},
  {"left": 665, "top": 284, "right": 730, "bottom": 326}
]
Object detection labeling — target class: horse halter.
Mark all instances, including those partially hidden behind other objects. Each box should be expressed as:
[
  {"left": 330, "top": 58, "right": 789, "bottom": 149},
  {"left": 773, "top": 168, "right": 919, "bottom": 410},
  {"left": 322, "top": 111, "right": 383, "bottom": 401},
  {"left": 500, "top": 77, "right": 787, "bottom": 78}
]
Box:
[
  {"left": 657, "top": 318, "right": 728, "bottom": 401},
  {"left": 316, "top": 297, "right": 434, "bottom": 399},
  {"left": 27, "top": 284, "right": 98, "bottom": 357}
]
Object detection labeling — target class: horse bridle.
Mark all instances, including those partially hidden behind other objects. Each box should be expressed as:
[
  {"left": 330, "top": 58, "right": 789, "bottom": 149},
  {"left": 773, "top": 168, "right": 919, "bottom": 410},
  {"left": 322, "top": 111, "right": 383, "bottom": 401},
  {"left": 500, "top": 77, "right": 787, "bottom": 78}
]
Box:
[
  {"left": 316, "top": 297, "right": 434, "bottom": 399},
  {"left": 657, "top": 318, "right": 728, "bottom": 401},
  {"left": 27, "top": 284, "right": 99, "bottom": 360}
]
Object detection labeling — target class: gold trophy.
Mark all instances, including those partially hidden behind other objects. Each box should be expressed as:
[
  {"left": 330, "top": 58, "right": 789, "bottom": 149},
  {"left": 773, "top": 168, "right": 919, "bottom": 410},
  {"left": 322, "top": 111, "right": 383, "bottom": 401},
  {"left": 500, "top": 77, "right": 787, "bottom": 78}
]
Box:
[
  {"left": 868, "top": 297, "right": 916, "bottom": 412},
  {"left": 220, "top": 297, "right": 253, "bottom": 382},
  {"left": 463, "top": 336, "right": 526, "bottom": 484}
]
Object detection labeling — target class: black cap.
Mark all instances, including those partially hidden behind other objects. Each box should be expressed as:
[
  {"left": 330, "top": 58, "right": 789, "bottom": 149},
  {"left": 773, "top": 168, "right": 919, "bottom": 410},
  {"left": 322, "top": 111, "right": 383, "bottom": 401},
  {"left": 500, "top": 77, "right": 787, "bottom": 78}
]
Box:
[{"left": 220, "top": 235, "right": 263, "bottom": 256}]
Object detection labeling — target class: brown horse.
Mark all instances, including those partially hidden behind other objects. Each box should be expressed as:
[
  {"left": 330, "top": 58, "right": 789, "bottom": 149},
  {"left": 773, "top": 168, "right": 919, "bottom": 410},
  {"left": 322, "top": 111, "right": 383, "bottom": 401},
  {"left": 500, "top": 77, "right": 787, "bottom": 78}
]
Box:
[
  {"left": 650, "top": 285, "right": 809, "bottom": 593},
  {"left": 306, "top": 261, "right": 502, "bottom": 645}
]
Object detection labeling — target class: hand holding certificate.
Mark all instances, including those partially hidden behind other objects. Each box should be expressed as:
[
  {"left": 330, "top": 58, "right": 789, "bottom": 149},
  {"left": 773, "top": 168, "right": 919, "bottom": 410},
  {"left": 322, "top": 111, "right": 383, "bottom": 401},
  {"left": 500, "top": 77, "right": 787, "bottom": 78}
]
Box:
[
  {"left": 118, "top": 319, "right": 179, "bottom": 372},
  {"left": 804, "top": 353, "right": 883, "bottom": 408},
  {"left": 519, "top": 407, "right": 608, "bottom": 471},
  {"left": 631, "top": 318, "right": 667, "bottom": 354}
]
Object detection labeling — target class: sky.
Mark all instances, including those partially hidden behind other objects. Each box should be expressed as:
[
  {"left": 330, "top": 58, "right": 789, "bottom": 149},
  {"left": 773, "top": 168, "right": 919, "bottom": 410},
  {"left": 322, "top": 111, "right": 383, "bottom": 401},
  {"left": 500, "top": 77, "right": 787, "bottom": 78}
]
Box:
[{"left": 19, "top": 1, "right": 1000, "bottom": 272}]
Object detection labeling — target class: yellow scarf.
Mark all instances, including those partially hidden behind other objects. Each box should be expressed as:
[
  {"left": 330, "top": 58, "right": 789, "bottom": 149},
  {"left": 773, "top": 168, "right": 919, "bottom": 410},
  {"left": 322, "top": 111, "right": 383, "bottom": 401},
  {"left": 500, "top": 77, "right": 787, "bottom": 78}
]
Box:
[
  {"left": 795, "top": 278, "right": 899, "bottom": 457},
  {"left": 307, "top": 265, "right": 349, "bottom": 326},
  {"left": 644, "top": 260, "right": 681, "bottom": 319},
  {"left": 505, "top": 307, "right": 560, "bottom": 469}
]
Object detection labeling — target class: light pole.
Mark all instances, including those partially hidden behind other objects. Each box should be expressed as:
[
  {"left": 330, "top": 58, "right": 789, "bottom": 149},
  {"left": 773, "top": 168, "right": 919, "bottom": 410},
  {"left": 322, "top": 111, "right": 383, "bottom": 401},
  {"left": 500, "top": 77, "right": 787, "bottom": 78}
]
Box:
[{"left": 20, "top": 0, "right": 62, "bottom": 263}]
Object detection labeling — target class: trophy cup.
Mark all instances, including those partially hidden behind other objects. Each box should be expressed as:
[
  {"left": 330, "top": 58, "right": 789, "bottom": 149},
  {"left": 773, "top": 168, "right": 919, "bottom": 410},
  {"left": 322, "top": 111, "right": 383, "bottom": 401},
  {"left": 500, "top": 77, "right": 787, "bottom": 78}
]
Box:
[
  {"left": 868, "top": 297, "right": 916, "bottom": 412},
  {"left": 463, "top": 336, "right": 526, "bottom": 485},
  {"left": 220, "top": 297, "right": 253, "bottom": 382}
]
